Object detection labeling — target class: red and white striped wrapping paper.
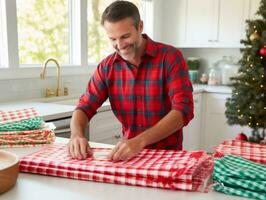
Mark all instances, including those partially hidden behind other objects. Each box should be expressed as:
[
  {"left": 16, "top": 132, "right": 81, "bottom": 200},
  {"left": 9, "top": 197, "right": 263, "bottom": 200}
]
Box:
[
  {"left": 19, "top": 144, "right": 214, "bottom": 192},
  {"left": 0, "top": 107, "right": 38, "bottom": 125},
  {"left": 214, "top": 140, "right": 266, "bottom": 165}
]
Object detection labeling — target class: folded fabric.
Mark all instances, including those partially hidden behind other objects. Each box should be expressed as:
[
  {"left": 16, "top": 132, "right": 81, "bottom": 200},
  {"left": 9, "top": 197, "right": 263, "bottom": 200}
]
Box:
[
  {"left": 213, "top": 155, "right": 266, "bottom": 200},
  {"left": 0, "top": 108, "right": 55, "bottom": 148},
  {"left": 0, "top": 107, "right": 38, "bottom": 125},
  {"left": 214, "top": 140, "right": 266, "bottom": 165},
  {"left": 214, "top": 184, "right": 266, "bottom": 200},
  {"left": 0, "top": 117, "right": 43, "bottom": 132},
  {"left": 0, "top": 129, "right": 55, "bottom": 148},
  {"left": 19, "top": 144, "right": 214, "bottom": 192}
]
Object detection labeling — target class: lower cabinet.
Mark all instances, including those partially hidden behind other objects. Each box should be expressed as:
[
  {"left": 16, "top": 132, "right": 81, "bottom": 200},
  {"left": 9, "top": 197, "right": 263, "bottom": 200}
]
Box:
[
  {"left": 202, "top": 93, "right": 252, "bottom": 153},
  {"left": 89, "top": 108, "right": 122, "bottom": 145},
  {"left": 183, "top": 93, "right": 202, "bottom": 150}
]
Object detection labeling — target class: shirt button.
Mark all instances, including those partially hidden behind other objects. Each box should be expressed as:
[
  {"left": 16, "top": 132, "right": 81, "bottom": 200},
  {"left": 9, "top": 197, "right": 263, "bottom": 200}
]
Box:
[{"left": 138, "top": 124, "right": 143, "bottom": 128}]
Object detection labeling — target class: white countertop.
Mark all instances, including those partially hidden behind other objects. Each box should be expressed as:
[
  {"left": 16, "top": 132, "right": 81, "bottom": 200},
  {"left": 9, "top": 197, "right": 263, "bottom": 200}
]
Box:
[
  {"left": 1, "top": 137, "right": 247, "bottom": 200},
  {"left": 0, "top": 102, "right": 75, "bottom": 121},
  {"left": 192, "top": 84, "right": 232, "bottom": 94}
]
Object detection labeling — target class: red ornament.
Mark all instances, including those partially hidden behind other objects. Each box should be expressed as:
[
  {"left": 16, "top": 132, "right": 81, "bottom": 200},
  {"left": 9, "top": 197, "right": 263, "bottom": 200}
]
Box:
[
  {"left": 259, "top": 46, "right": 266, "bottom": 56},
  {"left": 235, "top": 132, "right": 248, "bottom": 141}
]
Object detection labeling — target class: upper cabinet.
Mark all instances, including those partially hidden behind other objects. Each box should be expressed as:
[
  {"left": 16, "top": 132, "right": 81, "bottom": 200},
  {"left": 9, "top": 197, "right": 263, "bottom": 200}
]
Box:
[{"left": 161, "top": 0, "right": 260, "bottom": 48}]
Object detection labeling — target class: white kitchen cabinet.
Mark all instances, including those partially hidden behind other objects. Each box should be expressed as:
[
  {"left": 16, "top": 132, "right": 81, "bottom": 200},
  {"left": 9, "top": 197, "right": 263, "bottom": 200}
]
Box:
[
  {"left": 89, "top": 109, "right": 122, "bottom": 145},
  {"left": 183, "top": 93, "right": 202, "bottom": 150},
  {"left": 202, "top": 93, "right": 252, "bottom": 153},
  {"left": 248, "top": 0, "right": 261, "bottom": 19},
  {"left": 161, "top": 0, "right": 253, "bottom": 48}
]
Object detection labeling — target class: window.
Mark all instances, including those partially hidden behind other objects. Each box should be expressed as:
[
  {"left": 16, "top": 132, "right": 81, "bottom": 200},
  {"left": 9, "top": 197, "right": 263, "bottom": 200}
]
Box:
[
  {"left": 0, "top": 0, "right": 154, "bottom": 79},
  {"left": 0, "top": 0, "right": 8, "bottom": 68},
  {"left": 87, "top": 0, "right": 143, "bottom": 64},
  {"left": 16, "top": 0, "right": 70, "bottom": 65}
]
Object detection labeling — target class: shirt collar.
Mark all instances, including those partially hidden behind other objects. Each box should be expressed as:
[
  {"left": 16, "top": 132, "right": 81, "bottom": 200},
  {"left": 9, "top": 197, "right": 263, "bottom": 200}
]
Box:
[{"left": 112, "top": 34, "right": 157, "bottom": 65}]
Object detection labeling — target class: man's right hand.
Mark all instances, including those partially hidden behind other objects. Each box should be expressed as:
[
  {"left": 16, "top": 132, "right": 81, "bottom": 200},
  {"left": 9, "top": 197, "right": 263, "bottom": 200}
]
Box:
[{"left": 68, "top": 136, "right": 93, "bottom": 160}]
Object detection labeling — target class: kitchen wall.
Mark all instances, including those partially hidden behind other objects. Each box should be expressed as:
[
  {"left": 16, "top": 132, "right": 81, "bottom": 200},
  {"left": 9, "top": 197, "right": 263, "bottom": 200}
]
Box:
[
  {"left": 0, "top": 75, "right": 89, "bottom": 102},
  {"left": 180, "top": 48, "right": 242, "bottom": 74}
]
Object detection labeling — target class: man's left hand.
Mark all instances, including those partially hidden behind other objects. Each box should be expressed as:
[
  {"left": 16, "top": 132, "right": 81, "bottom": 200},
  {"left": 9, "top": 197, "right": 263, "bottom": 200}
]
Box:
[{"left": 108, "top": 138, "right": 143, "bottom": 161}]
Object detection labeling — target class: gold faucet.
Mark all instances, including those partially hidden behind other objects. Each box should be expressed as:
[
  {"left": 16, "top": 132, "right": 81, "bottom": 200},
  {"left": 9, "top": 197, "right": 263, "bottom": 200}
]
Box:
[{"left": 40, "top": 58, "right": 61, "bottom": 97}]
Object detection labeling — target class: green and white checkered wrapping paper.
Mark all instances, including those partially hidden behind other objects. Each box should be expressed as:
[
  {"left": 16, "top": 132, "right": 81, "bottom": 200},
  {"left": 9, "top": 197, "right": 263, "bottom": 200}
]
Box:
[
  {"left": 0, "top": 117, "right": 43, "bottom": 131},
  {"left": 213, "top": 155, "right": 266, "bottom": 200}
]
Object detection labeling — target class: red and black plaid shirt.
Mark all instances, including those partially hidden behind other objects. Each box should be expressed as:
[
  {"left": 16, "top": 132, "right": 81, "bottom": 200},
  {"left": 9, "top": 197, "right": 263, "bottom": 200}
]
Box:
[{"left": 77, "top": 34, "right": 194, "bottom": 150}]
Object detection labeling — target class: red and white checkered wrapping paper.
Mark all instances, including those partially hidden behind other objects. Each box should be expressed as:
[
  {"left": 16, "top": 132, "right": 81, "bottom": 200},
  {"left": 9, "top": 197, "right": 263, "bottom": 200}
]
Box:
[
  {"left": 0, "top": 107, "right": 38, "bottom": 125},
  {"left": 214, "top": 140, "right": 266, "bottom": 165},
  {"left": 19, "top": 144, "right": 214, "bottom": 192},
  {"left": 0, "top": 129, "right": 55, "bottom": 148}
]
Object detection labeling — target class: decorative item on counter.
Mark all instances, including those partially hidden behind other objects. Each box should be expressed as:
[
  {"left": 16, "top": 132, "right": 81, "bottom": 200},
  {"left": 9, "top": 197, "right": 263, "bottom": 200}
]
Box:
[
  {"left": 222, "top": 63, "right": 240, "bottom": 85},
  {"left": 208, "top": 67, "right": 220, "bottom": 85},
  {"left": 235, "top": 132, "right": 248, "bottom": 141},
  {"left": 212, "top": 55, "right": 240, "bottom": 85},
  {"left": 187, "top": 57, "right": 200, "bottom": 83},
  {"left": 0, "top": 150, "right": 19, "bottom": 194},
  {"left": 199, "top": 73, "right": 208, "bottom": 84}
]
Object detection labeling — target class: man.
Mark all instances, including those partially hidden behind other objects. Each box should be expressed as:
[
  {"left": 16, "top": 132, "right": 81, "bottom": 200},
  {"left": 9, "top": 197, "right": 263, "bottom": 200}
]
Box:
[{"left": 68, "top": 1, "right": 194, "bottom": 161}]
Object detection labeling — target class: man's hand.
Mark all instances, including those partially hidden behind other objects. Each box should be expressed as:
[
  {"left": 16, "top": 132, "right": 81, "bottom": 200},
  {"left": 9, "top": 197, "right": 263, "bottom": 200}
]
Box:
[
  {"left": 68, "top": 136, "right": 93, "bottom": 160},
  {"left": 108, "top": 138, "right": 143, "bottom": 161}
]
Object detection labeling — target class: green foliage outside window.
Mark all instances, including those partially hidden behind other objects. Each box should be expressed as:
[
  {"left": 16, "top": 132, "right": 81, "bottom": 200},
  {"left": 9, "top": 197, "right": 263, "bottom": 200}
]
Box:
[
  {"left": 17, "top": 0, "right": 69, "bottom": 64},
  {"left": 17, "top": 0, "right": 141, "bottom": 65}
]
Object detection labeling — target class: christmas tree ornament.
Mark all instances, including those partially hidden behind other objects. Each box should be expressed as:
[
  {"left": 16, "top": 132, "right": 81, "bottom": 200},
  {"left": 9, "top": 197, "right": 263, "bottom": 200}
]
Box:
[
  {"left": 235, "top": 132, "right": 248, "bottom": 141},
  {"left": 249, "top": 31, "right": 260, "bottom": 41},
  {"left": 259, "top": 46, "right": 266, "bottom": 56}
]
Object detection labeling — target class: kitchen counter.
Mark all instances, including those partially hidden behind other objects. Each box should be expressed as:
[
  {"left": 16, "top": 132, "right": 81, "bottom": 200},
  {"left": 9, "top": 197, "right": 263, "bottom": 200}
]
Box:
[
  {"left": 0, "top": 102, "right": 75, "bottom": 121},
  {"left": 1, "top": 137, "right": 247, "bottom": 200},
  {"left": 192, "top": 84, "right": 232, "bottom": 94}
]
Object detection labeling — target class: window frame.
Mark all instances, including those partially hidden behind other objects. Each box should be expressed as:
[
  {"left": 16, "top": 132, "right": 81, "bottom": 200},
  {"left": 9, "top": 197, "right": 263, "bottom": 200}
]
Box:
[{"left": 0, "top": 0, "right": 153, "bottom": 80}]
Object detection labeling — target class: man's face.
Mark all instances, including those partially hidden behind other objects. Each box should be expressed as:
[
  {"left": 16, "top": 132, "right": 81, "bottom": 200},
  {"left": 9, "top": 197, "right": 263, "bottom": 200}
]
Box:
[{"left": 103, "top": 17, "right": 143, "bottom": 62}]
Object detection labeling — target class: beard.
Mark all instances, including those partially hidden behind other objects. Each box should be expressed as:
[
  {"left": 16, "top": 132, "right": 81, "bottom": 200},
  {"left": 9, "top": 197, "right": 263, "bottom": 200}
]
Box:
[{"left": 116, "top": 44, "right": 136, "bottom": 61}]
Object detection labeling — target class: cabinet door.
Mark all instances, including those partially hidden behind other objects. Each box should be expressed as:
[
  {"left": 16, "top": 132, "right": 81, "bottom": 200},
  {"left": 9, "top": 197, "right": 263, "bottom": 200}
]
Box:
[
  {"left": 248, "top": 0, "right": 261, "bottom": 19},
  {"left": 185, "top": 0, "right": 214, "bottom": 47},
  {"left": 215, "top": 0, "right": 246, "bottom": 47},
  {"left": 162, "top": 0, "right": 248, "bottom": 48},
  {"left": 203, "top": 93, "right": 252, "bottom": 153},
  {"left": 161, "top": 0, "right": 187, "bottom": 46},
  {"left": 90, "top": 109, "right": 122, "bottom": 145},
  {"left": 183, "top": 93, "right": 202, "bottom": 150}
]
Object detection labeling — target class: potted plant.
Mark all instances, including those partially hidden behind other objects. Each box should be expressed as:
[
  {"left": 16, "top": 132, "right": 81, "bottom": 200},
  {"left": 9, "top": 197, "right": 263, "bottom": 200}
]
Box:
[{"left": 187, "top": 57, "right": 200, "bottom": 83}]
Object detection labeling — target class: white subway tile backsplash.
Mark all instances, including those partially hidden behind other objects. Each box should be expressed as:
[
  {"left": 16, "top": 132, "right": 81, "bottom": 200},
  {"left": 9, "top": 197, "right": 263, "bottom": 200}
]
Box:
[{"left": 0, "top": 75, "right": 90, "bottom": 102}]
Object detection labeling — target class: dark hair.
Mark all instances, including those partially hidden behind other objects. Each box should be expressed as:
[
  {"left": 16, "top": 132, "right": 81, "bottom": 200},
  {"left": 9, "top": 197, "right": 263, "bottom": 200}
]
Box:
[{"left": 101, "top": 1, "right": 140, "bottom": 29}]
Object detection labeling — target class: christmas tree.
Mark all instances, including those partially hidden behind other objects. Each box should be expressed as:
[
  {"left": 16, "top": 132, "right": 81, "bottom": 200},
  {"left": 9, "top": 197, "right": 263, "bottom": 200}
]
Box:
[{"left": 225, "top": 0, "right": 266, "bottom": 143}]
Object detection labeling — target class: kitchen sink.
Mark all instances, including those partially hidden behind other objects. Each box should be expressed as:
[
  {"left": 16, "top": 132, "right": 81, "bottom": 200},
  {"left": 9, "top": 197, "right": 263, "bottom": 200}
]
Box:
[
  {"left": 33, "top": 94, "right": 80, "bottom": 105},
  {"left": 34, "top": 94, "right": 110, "bottom": 108}
]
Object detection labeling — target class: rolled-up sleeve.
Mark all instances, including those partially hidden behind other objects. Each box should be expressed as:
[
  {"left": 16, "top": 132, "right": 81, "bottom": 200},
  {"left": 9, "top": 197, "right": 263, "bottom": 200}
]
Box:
[
  {"left": 166, "top": 49, "right": 194, "bottom": 126},
  {"left": 76, "top": 63, "right": 108, "bottom": 121}
]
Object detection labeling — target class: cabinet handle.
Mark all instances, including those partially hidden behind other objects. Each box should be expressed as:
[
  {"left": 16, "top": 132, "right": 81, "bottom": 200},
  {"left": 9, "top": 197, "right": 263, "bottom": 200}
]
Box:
[
  {"left": 114, "top": 135, "right": 121, "bottom": 139},
  {"left": 208, "top": 39, "right": 219, "bottom": 43}
]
